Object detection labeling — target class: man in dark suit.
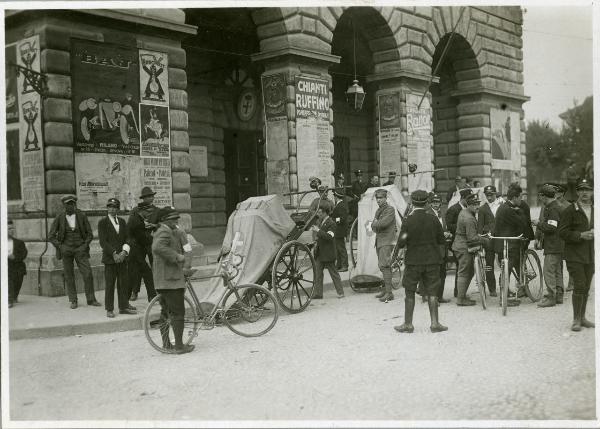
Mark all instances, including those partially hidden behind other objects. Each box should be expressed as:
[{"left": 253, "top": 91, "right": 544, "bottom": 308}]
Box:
[
  {"left": 445, "top": 187, "right": 473, "bottom": 297},
  {"left": 370, "top": 188, "right": 397, "bottom": 303},
  {"left": 127, "top": 186, "right": 159, "bottom": 302},
  {"left": 350, "top": 169, "right": 367, "bottom": 219},
  {"left": 558, "top": 179, "right": 594, "bottom": 332},
  {"left": 7, "top": 219, "right": 27, "bottom": 308},
  {"left": 311, "top": 203, "right": 345, "bottom": 299},
  {"left": 426, "top": 193, "right": 452, "bottom": 303},
  {"left": 394, "top": 190, "right": 447, "bottom": 333},
  {"left": 332, "top": 190, "right": 349, "bottom": 272},
  {"left": 477, "top": 185, "right": 503, "bottom": 297},
  {"left": 49, "top": 195, "right": 100, "bottom": 309},
  {"left": 98, "top": 198, "right": 137, "bottom": 318}
]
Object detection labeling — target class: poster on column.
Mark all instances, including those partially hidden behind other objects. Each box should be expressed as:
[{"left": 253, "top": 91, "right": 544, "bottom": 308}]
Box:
[
  {"left": 16, "top": 35, "right": 45, "bottom": 211},
  {"left": 142, "top": 157, "right": 173, "bottom": 207},
  {"left": 75, "top": 153, "right": 143, "bottom": 211},
  {"left": 378, "top": 92, "right": 401, "bottom": 180},
  {"left": 406, "top": 93, "right": 433, "bottom": 192},
  {"left": 6, "top": 44, "right": 19, "bottom": 123},
  {"left": 140, "top": 104, "right": 170, "bottom": 157},
  {"left": 490, "top": 108, "right": 521, "bottom": 171},
  {"left": 139, "top": 49, "right": 169, "bottom": 105},
  {"left": 295, "top": 76, "right": 331, "bottom": 192},
  {"left": 71, "top": 39, "right": 140, "bottom": 155}
]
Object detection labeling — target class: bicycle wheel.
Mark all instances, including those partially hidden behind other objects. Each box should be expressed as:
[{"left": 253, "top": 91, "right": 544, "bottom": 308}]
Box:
[
  {"left": 349, "top": 218, "right": 358, "bottom": 268},
  {"left": 523, "top": 249, "right": 544, "bottom": 302},
  {"left": 500, "top": 261, "right": 509, "bottom": 316},
  {"left": 223, "top": 284, "right": 279, "bottom": 337},
  {"left": 474, "top": 254, "right": 487, "bottom": 310},
  {"left": 143, "top": 294, "right": 199, "bottom": 354}
]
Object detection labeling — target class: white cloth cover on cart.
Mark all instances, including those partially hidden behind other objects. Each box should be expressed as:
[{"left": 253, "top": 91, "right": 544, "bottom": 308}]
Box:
[
  {"left": 354, "top": 185, "right": 408, "bottom": 279},
  {"left": 190, "top": 195, "right": 295, "bottom": 309}
]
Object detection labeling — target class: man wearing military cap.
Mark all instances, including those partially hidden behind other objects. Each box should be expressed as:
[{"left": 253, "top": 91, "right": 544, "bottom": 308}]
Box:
[
  {"left": 127, "top": 186, "right": 159, "bottom": 302},
  {"left": 98, "top": 198, "right": 137, "bottom": 318},
  {"left": 533, "top": 185, "right": 565, "bottom": 307},
  {"left": 383, "top": 171, "right": 397, "bottom": 186},
  {"left": 426, "top": 192, "right": 452, "bottom": 303},
  {"left": 369, "top": 189, "right": 397, "bottom": 302},
  {"left": 394, "top": 189, "right": 448, "bottom": 333},
  {"left": 476, "top": 185, "right": 502, "bottom": 297},
  {"left": 332, "top": 189, "right": 349, "bottom": 272},
  {"left": 452, "top": 193, "right": 489, "bottom": 306},
  {"left": 49, "top": 195, "right": 99, "bottom": 309},
  {"left": 559, "top": 179, "right": 595, "bottom": 331},
  {"left": 350, "top": 169, "right": 367, "bottom": 219}
]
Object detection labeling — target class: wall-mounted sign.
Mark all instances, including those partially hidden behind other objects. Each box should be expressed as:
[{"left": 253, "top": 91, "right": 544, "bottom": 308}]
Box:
[
  {"left": 190, "top": 146, "right": 208, "bottom": 177},
  {"left": 490, "top": 108, "right": 521, "bottom": 171},
  {"left": 139, "top": 49, "right": 169, "bottom": 105},
  {"left": 140, "top": 104, "right": 170, "bottom": 158},
  {"left": 406, "top": 93, "right": 433, "bottom": 192},
  {"left": 378, "top": 92, "right": 402, "bottom": 180},
  {"left": 237, "top": 88, "right": 258, "bottom": 122},
  {"left": 262, "top": 73, "right": 286, "bottom": 120}
]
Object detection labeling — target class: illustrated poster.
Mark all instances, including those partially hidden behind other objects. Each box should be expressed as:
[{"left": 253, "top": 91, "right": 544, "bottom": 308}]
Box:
[
  {"left": 490, "top": 108, "right": 521, "bottom": 171},
  {"left": 6, "top": 44, "right": 19, "bottom": 123},
  {"left": 140, "top": 104, "right": 170, "bottom": 157},
  {"left": 139, "top": 49, "right": 169, "bottom": 105},
  {"left": 378, "top": 93, "right": 402, "bottom": 179}
]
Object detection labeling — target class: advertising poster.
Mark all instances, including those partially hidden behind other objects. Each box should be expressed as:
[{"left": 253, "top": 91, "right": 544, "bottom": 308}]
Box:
[
  {"left": 139, "top": 49, "right": 169, "bottom": 105},
  {"left": 295, "top": 76, "right": 331, "bottom": 192},
  {"left": 406, "top": 93, "right": 433, "bottom": 192},
  {"left": 6, "top": 44, "right": 19, "bottom": 123},
  {"left": 17, "top": 34, "right": 45, "bottom": 211},
  {"left": 75, "top": 153, "right": 144, "bottom": 211},
  {"left": 378, "top": 93, "right": 402, "bottom": 178},
  {"left": 142, "top": 157, "right": 173, "bottom": 207},
  {"left": 189, "top": 146, "right": 208, "bottom": 177},
  {"left": 6, "top": 129, "right": 21, "bottom": 201},
  {"left": 490, "top": 108, "right": 521, "bottom": 171},
  {"left": 262, "top": 73, "right": 287, "bottom": 121},
  {"left": 71, "top": 40, "right": 140, "bottom": 155},
  {"left": 140, "top": 104, "right": 170, "bottom": 157}
]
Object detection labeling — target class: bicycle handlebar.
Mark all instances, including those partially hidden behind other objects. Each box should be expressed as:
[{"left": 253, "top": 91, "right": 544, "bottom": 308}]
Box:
[{"left": 485, "top": 233, "right": 524, "bottom": 240}]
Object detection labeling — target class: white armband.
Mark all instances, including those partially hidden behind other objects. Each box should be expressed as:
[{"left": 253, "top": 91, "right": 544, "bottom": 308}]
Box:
[
  {"left": 122, "top": 244, "right": 130, "bottom": 254},
  {"left": 547, "top": 220, "right": 558, "bottom": 227},
  {"left": 327, "top": 231, "right": 334, "bottom": 238},
  {"left": 183, "top": 243, "right": 193, "bottom": 253}
]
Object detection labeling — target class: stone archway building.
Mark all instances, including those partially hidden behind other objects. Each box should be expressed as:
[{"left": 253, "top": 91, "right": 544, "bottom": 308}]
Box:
[{"left": 5, "top": 7, "right": 528, "bottom": 296}]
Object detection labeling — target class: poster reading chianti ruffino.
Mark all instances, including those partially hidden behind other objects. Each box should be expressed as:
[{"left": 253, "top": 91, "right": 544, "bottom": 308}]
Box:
[
  {"left": 16, "top": 34, "right": 45, "bottom": 211},
  {"left": 378, "top": 92, "right": 401, "bottom": 180},
  {"left": 406, "top": 93, "right": 433, "bottom": 192},
  {"left": 139, "top": 49, "right": 169, "bottom": 105},
  {"left": 295, "top": 76, "right": 331, "bottom": 194}
]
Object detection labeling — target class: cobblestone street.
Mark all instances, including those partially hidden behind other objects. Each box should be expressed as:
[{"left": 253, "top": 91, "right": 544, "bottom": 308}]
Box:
[{"left": 8, "top": 273, "right": 596, "bottom": 424}]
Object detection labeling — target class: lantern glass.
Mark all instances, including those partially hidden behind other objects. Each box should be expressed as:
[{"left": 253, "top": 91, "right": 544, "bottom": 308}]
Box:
[{"left": 345, "top": 79, "right": 366, "bottom": 112}]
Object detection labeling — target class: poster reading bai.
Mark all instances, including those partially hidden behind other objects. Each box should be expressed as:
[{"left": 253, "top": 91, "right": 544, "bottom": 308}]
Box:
[{"left": 406, "top": 93, "right": 433, "bottom": 192}]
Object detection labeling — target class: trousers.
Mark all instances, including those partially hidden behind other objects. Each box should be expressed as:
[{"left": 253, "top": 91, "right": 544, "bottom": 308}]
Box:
[
  {"left": 128, "top": 243, "right": 156, "bottom": 301},
  {"left": 565, "top": 262, "right": 594, "bottom": 295},
  {"left": 62, "top": 246, "right": 96, "bottom": 304},
  {"left": 157, "top": 288, "right": 186, "bottom": 347},
  {"left": 335, "top": 237, "right": 348, "bottom": 270},
  {"left": 455, "top": 250, "right": 475, "bottom": 297},
  {"left": 314, "top": 259, "right": 344, "bottom": 296},
  {"left": 543, "top": 253, "right": 564, "bottom": 295},
  {"left": 104, "top": 262, "right": 129, "bottom": 311}
]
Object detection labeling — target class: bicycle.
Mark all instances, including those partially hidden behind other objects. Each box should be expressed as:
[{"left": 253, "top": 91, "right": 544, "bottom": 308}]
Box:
[
  {"left": 472, "top": 243, "right": 488, "bottom": 310},
  {"left": 143, "top": 254, "right": 279, "bottom": 354},
  {"left": 486, "top": 234, "right": 543, "bottom": 315}
]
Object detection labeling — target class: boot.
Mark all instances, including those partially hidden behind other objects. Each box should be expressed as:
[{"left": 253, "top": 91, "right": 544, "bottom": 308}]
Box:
[
  {"left": 537, "top": 294, "right": 556, "bottom": 308},
  {"left": 159, "top": 318, "right": 172, "bottom": 349},
  {"left": 581, "top": 294, "right": 595, "bottom": 328},
  {"left": 428, "top": 296, "right": 448, "bottom": 333},
  {"left": 379, "top": 271, "right": 394, "bottom": 302},
  {"left": 375, "top": 287, "right": 386, "bottom": 299},
  {"left": 556, "top": 289, "right": 564, "bottom": 304},
  {"left": 456, "top": 279, "right": 475, "bottom": 306},
  {"left": 571, "top": 293, "right": 584, "bottom": 332},
  {"left": 394, "top": 297, "right": 415, "bottom": 333}
]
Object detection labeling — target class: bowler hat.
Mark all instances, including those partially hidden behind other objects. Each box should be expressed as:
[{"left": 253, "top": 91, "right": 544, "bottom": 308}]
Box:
[
  {"left": 538, "top": 184, "right": 556, "bottom": 198},
  {"left": 61, "top": 195, "right": 77, "bottom": 204},
  {"left": 159, "top": 206, "right": 180, "bottom": 221},
  {"left": 139, "top": 186, "right": 156, "bottom": 199},
  {"left": 106, "top": 197, "right": 120, "bottom": 208},
  {"left": 411, "top": 189, "right": 429, "bottom": 205},
  {"left": 388, "top": 171, "right": 397, "bottom": 176},
  {"left": 483, "top": 185, "right": 497, "bottom": 195},
  {"left": 459, "top": 188, "right": 473, "bottom": 199},
  {"left": 576, "top": 179, "right": 593, "bottom": 190},
  {"left": 466, "top": 193, "right": 480, "bottom": 206}
]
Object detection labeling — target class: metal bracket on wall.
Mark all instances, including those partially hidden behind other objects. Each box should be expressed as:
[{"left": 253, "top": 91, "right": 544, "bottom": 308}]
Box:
[{"left": 11, "top": 63, "right": 49, "bottom": 98}]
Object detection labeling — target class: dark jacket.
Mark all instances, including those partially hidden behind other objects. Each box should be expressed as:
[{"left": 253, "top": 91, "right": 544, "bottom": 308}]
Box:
[
  {"left": 152, "top": 223, "right": 186, "bottom": 290},
  {"left": 445, "top": 202, "right": 464, "bottom": 240},
  {"left": 351, "top": 180, "right": 367, "bottom": 198},
  {"left": 313, "top": 216, "right": 337, "bottom": 262},
  {"left": 397, "top": 208, "right": 445, "bottom": 265},
  {"left": 536, "top": 199, "right": 564, "bottom": 255},
  {"left": 8, "top": 237, "right": 27, "bottom": 277},
  {"left": 98, "top": 216, "right": 130, "bottom": 265},
  {"left": 493, "top": 201, "right": 528, "bottom": 253},
  {"left": 517, "top": 200, "right": 535, "bottom": 240},
  {"left": 331, "top": 200, "right": 349, "bottom": 238},
  {"left": 427, "top": 206, "right": 449, "bottom": 255},
  {"left": 477, "top": 202, "right": 496, "bottom": 235},
  {"left": 127, "top": 203, "right": 159, "bottom": 248},
  {"left": 371, "top": 204, "right": 397, "bottom": 248},
  {"left": 48, "top": 209, "right": 93, "bottom": 258},
  {"left": 558, "top": 202, "right": 594, "bottom": 264},
  {"left": 452, "top": 209, "right": 486, "bottom": 252}
]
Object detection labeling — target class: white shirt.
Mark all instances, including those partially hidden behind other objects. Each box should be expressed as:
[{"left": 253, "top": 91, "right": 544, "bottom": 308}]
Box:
[
  {"left": 580, "top": 202, "right": 592, "bottom": 225},
  {"left": 7, "top": 238, "right": 13, "bottom": 257},
  {"left": 66, "top": 213, "right": 76, "bottom": 229},
  {"left": 431, "top": 208, "right": 444, "bottom": 226},
  {"left": 108, "top": 215, "right": 130, "bottom": 254},
  {"left": 488, "top": 198, "right": 503, "bottom": 217}
]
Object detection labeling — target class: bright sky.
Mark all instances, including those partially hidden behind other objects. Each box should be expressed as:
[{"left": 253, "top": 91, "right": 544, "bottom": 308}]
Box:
[{"left": 521, "top": 6, "right": 593, "bottom": 130}]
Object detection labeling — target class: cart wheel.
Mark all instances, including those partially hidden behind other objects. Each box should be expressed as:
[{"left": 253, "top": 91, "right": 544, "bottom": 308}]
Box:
[
  {"left": 271, "top": 240, "right": 316, "bottom": 313},
  {"left": 349, "top": 218, "right": 359, "bottom": 268}
]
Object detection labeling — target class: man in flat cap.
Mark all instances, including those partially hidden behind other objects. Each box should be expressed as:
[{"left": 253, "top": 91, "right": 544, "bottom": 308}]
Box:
[
  {"left": 152, "top": 206, "right": 195, "bottom": 354},
  {"left": 532, "top": 185, "right": 565, "bottom": 307},
  {"left": 49, "top": 195, "right": 100, "bottom": 309},
  {"left": 394, "top": 189, "right": 447, "bottom": 333},
  {"left": 383, "top": 171, "right": 397, "bottom": 186},
  {"left": 426, "top": 193, "right": 452, "bottom": 303},
  {"left": 98, "top": 198, "right": 137, "bottom": 318},
  {"left": 477, "top": 185, "right": 502, "bottom": 297},
  {"left": 452, "top": 193, "right": 489, "bottom": 306},
  {"left": 445, "top": 187, "right": 473, "bottom": 297},
  {"left": 332, "top": 189, "right": 349, "bottom": 272},
  {"left": 127, "top": 186, "right": 159, "bottom": 302},
  {"left": 559, "top": 179, "right": 595, "bottom": 332},
  {"left": 370, "top": 189, "right": 397, "bottom": 303}
]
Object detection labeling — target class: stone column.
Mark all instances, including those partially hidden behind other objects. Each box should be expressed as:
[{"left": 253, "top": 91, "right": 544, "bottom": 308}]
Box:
[{"left": 253, "top": 50, "right": 339, "bottom": 204}]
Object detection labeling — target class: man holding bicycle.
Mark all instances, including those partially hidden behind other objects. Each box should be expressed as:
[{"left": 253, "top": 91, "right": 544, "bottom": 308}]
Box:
[
  {"left": 152, "top": 207, "right": 195, "bottom": 354},
  {"left": 558, "top": 179, "right": 595, "bottom": 332},
  {"left": 477, "top": 185, "right": 502, "bottom": 297}
]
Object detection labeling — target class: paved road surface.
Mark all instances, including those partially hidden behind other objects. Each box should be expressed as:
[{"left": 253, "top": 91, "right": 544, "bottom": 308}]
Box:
[{"left": 8, "top": 273, "right": 595, "bottom": 424}]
